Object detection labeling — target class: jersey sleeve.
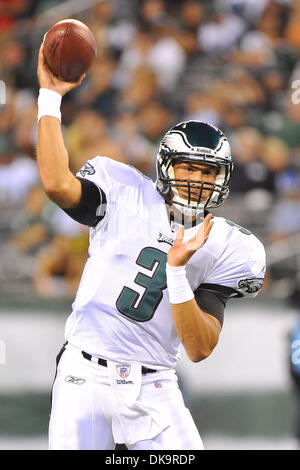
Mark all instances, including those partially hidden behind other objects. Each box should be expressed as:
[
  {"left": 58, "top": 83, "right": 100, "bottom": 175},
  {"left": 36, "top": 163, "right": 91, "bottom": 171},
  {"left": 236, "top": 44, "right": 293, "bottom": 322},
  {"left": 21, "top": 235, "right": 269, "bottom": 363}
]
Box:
[
  {"left": 62, "top": 157, "right": 113, "bottom": 228},
  {"left": 63, "top": 177, "right": 106, "bottom": 227},
  {"left": 207, "top": 259, "right": 265, "bottom": 299},
  {"left": 194, "top": 287, "right": 227, "bottom": 327},
  {"left": 194, "top": 283, "right": 244, "bottom": 327},
  {"left": 199, "top": 219, "right": 266, "bottom": 299},
  {"left": 208, "top": 262, "right": 265, "bottom": 298},
  {"left": 64, "top": 156, "right": 149, "bottom": 228},
  {"left": 75, "top": 158, "right": 114, "bottom": 197}
]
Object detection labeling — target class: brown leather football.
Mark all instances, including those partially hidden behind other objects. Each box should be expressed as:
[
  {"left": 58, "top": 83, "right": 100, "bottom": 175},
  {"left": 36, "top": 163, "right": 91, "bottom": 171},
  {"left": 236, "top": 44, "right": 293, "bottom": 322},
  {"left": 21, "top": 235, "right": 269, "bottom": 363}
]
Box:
[{"left": 43, "top": 19, "right": 97, "bottom": 82}]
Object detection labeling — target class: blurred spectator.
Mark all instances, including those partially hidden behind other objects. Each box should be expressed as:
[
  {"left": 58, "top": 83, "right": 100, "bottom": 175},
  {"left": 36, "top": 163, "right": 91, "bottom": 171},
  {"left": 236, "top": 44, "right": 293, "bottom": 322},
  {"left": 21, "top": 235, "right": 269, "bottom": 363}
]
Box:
[
  {"left": 113, "top": 111, "right": 155, "bottom": 176},
  {"left": 33, "top": 210, "right": 89, "bottom": 299},
  {"left": 260, "top": 66, "right": 287, "bottom": 112},
  {"left": 138, "top": 0, "right": 168, "bottom": 30},
  {"left": 13, "top": 99, "right": 38, "bottom": 157},
  {"left": 285, "top": 0, "right": 300, "bottom": 51},
  {"left": 262, "top": 136, "right": 291, "bottom": 179},
  {"left": 267, "top": 170, "right": 300, "bottom": 305},
  {"left": 0, "top": 87, "right": 16, "bottom": 132},
  {"left": 275, "top": 92, "right": 300, "bottom": 152},
  {"left": 221, "top": 104, "right": 248, "bottom": 135},
  {"left": 88, "top": 0, "right": 136, "bottom": 57},
  {"left": 268, "top": 170, "right": 300, "bottom": 242},
  {"left": 65, "top": 109, "right": 126, "bottom": 172},
  {"left": 137, "top": 101, "right": 174, "bottom": 144},
  {"left": 257, "top": 0, "right": 289, "bottom": 47},
  {"left": 0, "top": 0, "right": 28, "bottom": 33},
  {"left": 118, "top": 64, "right": 160, "bottom": 112},
  {"left": 114, "top": 29, "right": 157, "bottom": 90},
  {"left": 10, "top": 184, "right": 49, "bottom": 254},
  {"left": 218, "top": 67, "right": 266, "bottom": 109},
  {"left": 175, "top": 0, "right": 204, "bottom": 55},
  {"left": 197, "top": 8, "right": 246, "bottom": 57},
  {"left": 146, "top": 21, "right": 186, "bottom": 91},
  {"left": 0, "top": 133, "right": 38, "bottom": 206},
  {"left": 183, "top": 89, "right": 223, "bottom": 125},
  {"left": 231, "top": 30, "right": 275, "bottom": 68},
  {"left": 76, "top": 55, "right": 118, "bottom": 118},
  {"left": 0, "top": 35, "right": 38, "bottom": 91},
  {"left": 115, "top": 24, "right": 186, "bottom": 93},
  {"left": 230, "top": 127, "right": 274, "bottom": 194},
  {"left": 217, "top": 0, "right": 270, "bottom": 23},
  {"left": 179, "top": 0, "right": 204, "bottom": 34}
]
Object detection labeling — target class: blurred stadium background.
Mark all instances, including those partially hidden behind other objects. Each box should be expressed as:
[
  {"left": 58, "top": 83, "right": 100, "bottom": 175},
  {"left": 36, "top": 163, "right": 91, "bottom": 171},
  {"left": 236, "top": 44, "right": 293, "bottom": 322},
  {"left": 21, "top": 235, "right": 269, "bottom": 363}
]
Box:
[{"left": 1, "top": 0, "right": 300, "bottom": 450}]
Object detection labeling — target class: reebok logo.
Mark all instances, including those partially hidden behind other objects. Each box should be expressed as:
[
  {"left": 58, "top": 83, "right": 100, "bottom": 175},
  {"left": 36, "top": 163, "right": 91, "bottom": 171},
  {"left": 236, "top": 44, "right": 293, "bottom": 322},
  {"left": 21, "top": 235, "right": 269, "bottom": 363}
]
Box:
[{"left": 65, "top": 375, "right": 86, "bottom": 385}]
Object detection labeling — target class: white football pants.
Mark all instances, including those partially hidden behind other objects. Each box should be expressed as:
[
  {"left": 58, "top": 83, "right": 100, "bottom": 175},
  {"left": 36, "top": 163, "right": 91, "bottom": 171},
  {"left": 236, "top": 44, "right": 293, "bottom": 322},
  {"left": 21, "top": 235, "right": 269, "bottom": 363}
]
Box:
[{"left": 49, "top": 343, "right": 204, "bottom": 450}]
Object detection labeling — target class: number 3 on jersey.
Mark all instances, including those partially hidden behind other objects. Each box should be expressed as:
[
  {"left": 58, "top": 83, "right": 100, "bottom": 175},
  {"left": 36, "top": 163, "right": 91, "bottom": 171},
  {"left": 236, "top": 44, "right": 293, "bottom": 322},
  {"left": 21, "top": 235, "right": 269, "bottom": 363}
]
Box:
[{"left": 116, "top": 247, "right": 167, "bottom": 322}]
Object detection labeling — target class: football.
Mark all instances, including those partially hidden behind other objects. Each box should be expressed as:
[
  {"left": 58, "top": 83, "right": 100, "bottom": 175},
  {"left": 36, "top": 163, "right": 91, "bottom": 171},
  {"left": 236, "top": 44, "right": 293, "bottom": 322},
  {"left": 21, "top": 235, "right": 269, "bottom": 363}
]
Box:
[{"left": 43, "top": 19, "right": 97, "bottom": 82}]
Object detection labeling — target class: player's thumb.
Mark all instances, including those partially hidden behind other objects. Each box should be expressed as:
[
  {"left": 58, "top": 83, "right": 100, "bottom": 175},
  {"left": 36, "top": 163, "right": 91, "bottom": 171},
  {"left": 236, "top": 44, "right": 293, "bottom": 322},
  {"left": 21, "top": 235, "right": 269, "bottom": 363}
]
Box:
[{"left": 38, "top": 43, "right": 44, "bottom": 65}]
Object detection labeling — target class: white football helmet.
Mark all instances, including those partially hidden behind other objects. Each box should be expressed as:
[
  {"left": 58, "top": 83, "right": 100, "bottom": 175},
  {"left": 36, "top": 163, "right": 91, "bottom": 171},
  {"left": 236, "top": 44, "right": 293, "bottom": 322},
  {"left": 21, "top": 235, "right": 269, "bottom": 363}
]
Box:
[{"left": 156, "top": 120, "right": 233, "bottom": 216}]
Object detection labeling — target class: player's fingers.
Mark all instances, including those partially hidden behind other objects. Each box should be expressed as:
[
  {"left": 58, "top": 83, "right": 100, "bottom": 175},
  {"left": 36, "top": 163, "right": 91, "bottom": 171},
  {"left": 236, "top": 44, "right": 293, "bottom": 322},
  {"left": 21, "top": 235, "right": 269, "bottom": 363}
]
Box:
[
  {"left": 203, "top": 223, "right": 214, "bottom": 243},
  {"left": 192, "top": 228, "right": 204, "bottom": 247},
  {"left": 203, "top": 212, "right": 213, "bottom": 227},
  {"left": 38, "top": 43, "right": 51, "bottom": 74},
  {"left": 193, "top": 216, "right": 213, "bottom": 247},
  {"left": 38, "top": 43, "right": 44, "bottom": 64},
  {"left": 174, "top": 226, "right": 184, "bottom": 244},
  {"left": 202, "top": 214, "right": 213, "bottom": 236},
  {"left": 77, "top": 73, "right": 86, "bottom": 85},
  {"left": 204, "top": 216, "right": 214, "bottom": 235}
]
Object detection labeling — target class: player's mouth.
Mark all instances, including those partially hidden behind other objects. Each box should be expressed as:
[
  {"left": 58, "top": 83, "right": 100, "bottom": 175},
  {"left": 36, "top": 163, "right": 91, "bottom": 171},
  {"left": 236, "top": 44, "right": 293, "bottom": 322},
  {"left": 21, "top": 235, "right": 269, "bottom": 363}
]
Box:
[{"left": 179, "top": 189, "right": 210, "bottom": 203}]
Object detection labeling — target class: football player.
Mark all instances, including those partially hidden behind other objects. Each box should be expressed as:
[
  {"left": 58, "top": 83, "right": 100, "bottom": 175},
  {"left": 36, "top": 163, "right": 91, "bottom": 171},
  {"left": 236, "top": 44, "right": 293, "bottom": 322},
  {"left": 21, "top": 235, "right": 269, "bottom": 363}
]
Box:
[{"left": 36, "top": 44, "right": 266, "bottom": 450}]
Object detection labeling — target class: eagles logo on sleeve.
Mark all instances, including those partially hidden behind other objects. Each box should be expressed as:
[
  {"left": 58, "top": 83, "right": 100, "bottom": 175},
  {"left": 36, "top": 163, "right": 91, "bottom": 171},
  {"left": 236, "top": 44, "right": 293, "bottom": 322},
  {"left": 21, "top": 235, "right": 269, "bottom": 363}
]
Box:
[
  {"left": 79, "top": 162, "right": 96, "bottom": 177},
  {"left": 237, "top": 277, "right": 264, "bottom": 295}
]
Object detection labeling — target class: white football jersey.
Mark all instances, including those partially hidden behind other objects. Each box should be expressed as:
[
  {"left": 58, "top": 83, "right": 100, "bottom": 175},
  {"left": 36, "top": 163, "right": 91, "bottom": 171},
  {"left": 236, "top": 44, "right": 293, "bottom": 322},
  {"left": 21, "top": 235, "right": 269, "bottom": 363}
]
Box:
[{"left": 64, "top": 157, "right": 266, "bottom": 369}]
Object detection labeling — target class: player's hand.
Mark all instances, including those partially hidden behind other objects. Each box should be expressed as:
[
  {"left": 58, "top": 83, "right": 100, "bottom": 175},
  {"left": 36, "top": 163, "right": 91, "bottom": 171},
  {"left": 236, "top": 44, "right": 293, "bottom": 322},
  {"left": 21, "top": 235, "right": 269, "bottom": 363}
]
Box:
[
  {"left": 37, "top": 43, "right": 85, "bottom": 96},
  {"left": 167, "top": 213, "right": 214, "bottom": 267}
]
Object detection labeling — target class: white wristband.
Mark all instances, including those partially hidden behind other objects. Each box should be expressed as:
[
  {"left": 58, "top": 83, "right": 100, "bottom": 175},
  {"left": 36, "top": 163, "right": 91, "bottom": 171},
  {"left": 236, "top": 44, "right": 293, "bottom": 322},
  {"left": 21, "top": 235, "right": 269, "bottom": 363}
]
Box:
[
  {"left": 37, "top": 88, "right": 62, "bottom": 122},
  {"left": 166, "top": 263, "right": 194, "bottom": 304}
]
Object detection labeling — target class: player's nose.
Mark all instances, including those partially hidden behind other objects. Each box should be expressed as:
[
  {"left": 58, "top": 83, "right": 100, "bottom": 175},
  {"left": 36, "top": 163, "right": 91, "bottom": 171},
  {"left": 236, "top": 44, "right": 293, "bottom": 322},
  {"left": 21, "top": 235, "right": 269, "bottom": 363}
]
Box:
[{"left": 190, "top": 172, "right": 203, "bottom": 184}]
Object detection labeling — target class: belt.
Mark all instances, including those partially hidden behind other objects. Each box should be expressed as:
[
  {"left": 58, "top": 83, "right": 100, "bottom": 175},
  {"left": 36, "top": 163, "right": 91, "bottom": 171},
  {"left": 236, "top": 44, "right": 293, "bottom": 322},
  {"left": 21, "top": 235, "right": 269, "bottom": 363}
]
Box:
[{"left": 81, "top": 351, "right": 157, "bottom": 375}]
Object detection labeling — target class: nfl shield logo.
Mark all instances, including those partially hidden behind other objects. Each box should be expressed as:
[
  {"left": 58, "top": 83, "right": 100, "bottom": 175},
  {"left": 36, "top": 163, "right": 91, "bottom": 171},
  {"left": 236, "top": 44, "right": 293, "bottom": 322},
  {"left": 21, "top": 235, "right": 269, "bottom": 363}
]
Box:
[{"left": 116, "top": 364, "right": 131, "bottom": 378}]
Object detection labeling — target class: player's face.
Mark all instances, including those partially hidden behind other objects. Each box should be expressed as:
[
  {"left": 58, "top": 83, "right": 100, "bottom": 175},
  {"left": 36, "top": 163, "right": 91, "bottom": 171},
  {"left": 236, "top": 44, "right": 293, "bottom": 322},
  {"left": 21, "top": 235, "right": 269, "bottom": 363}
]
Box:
[{"left": 173, "top": 161, "right": 218, "bottom": 202}]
